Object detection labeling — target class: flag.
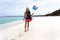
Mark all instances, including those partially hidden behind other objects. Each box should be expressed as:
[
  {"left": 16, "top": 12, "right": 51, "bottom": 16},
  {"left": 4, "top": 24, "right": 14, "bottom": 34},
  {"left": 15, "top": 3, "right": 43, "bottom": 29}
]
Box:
[{"left": 32, "top": 5, "right": 38, "bottom": 10}]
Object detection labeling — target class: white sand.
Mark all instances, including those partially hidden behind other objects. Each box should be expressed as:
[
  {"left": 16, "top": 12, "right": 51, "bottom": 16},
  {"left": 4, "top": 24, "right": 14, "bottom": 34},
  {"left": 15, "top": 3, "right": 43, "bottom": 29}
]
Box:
[
  {"left": 0, "top": 20, "right": 24, "bottom": 40},
  {"left": 0, "top": 17, "right": 60, "bottom": 40}
]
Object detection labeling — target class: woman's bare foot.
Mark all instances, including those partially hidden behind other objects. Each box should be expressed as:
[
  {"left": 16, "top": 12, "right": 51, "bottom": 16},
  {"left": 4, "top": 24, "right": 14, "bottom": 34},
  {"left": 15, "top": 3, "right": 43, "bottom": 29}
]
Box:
[
  {"left": 24, "top": 29, "right": 27, "bottom": 32},
  {"left": 27, "top": 29, "right": 29, "bottom": 31}
]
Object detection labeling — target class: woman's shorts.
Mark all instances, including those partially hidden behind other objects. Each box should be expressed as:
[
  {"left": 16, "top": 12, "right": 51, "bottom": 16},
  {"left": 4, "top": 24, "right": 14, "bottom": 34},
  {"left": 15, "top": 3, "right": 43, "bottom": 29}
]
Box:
[
  {"left": 26, "top": 16, "right": 32, "bottom": 22},
  {"left": 26, "top": 19, "right": 31, "bottom": 22}
]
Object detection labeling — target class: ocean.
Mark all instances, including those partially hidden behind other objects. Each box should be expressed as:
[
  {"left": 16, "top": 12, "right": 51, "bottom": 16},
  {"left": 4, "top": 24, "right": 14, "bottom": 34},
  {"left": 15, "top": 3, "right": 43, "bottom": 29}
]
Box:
[
  {"left": 0, "top": 17, "right": 23, "bottom": 24},
  {"left": 0, "top": 17, "right": 36, "bottom": 24}
]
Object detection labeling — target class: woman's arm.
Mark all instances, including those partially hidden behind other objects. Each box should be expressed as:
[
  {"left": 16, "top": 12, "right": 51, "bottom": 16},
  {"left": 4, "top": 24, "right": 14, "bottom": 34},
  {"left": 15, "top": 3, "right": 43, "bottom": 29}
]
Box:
[
  {"left": 23, "top": 12, "right": 27, "bottom": 20},
  {"left": 23, "top": 12, "right": 26, "bottom": 20}
]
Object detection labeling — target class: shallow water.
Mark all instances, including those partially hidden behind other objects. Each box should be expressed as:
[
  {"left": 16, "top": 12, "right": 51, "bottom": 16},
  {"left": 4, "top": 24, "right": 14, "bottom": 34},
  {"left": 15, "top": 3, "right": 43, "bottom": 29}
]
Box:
[{"left": 0, "top": 17, "right": 23, "bottom": 24}]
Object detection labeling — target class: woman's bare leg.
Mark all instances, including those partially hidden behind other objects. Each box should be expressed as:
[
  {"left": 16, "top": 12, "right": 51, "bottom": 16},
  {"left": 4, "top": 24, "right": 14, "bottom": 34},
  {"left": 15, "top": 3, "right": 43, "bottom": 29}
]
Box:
[
  {"left": 27, "top": 22, "right": 29, "bottom": 31},
  {"left": 24, "top": 21, "right": 27, "bottom": 32}
]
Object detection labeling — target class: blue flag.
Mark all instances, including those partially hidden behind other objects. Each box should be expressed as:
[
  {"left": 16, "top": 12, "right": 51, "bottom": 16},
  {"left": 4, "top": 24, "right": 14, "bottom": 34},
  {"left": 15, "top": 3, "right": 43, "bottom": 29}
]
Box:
[{"left": 32, "top": 5, "right": 38, "bottom": 10}]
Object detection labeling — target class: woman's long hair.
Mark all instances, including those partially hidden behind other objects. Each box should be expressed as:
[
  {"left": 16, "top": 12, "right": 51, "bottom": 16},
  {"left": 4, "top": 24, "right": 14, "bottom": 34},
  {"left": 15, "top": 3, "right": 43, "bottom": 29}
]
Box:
[{"left": 25, "top": 7, "right": 30, "bottom": 15}]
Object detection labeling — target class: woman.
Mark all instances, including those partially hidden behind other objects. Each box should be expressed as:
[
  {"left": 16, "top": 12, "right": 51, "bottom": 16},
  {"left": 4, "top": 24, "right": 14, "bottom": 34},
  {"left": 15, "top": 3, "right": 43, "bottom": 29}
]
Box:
[{"left": 24, "top": 7, "right": 33, "bottom": 32}]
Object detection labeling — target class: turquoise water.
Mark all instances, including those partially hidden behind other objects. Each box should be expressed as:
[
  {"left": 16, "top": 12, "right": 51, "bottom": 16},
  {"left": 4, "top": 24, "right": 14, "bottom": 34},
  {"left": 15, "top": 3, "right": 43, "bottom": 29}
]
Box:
[{"left": 0, "top": 17, "right": 23, "bottom": 24}]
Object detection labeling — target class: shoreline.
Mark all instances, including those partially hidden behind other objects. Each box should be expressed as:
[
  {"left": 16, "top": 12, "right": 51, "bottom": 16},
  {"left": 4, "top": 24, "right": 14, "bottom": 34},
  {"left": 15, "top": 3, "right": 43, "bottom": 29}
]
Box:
[{"left": 0, "top": 20, "right": 24, "bottom": 30}]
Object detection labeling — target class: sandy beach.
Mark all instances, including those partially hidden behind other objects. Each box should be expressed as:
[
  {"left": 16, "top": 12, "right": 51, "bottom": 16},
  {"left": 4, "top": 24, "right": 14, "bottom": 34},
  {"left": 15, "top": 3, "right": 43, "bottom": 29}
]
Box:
[
  {"left": 0, "top": 17, "right": 60, "bottom": 40},
  {"left": 0, "top": 20, "right": 24, "bottom": 40}
]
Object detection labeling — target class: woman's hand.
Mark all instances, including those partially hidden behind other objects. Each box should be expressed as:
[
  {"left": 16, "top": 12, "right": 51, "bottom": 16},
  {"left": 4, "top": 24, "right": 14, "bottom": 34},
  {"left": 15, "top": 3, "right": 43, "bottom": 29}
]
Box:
[
  {"left": 23, "top": 18, "right": 25, "bottom": 20},
  {"left": 32, "top": 13, "right": 34, "bottom": 15}
]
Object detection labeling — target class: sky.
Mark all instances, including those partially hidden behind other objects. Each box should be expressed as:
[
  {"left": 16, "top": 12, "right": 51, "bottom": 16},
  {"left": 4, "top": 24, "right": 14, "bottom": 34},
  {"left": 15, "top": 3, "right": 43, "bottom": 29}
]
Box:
[{"left": 0, "top": 0, "right": 60, "bottom": 16}]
